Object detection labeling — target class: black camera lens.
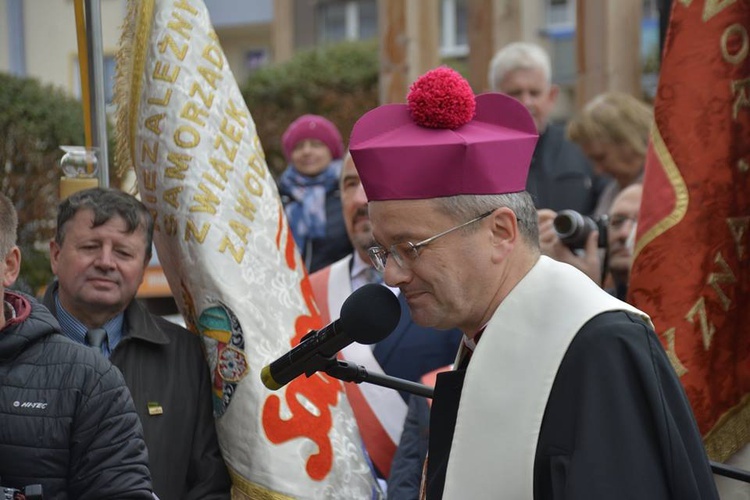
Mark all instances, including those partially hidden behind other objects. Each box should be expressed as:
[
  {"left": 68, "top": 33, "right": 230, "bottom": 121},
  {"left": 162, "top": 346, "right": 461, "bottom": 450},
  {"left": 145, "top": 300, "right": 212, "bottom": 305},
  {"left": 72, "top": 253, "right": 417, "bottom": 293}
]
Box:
[{"left": 553, "top": 210, "right": 607, "bottom": 250}]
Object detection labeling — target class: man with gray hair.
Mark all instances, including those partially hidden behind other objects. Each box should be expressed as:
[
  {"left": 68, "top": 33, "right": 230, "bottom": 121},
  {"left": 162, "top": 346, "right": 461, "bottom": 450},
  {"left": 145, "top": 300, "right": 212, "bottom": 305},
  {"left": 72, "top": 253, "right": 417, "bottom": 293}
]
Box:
[
  {"left": 489, "top": 41, "right": 603, "bottom": 215},
  {"left": 0, "top": 192, "right": 154, "bottom": 498}
]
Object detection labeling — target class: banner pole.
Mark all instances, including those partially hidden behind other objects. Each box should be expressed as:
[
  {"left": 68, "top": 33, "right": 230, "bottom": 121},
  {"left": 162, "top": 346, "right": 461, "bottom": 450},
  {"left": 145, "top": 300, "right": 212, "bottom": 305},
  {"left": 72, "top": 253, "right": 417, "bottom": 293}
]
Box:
[
  {"left": 84, "top": 0, "right": 110, "bottom": 187},
  {"left": 73, "top": 0, "right": 93, "bottom": 150}
]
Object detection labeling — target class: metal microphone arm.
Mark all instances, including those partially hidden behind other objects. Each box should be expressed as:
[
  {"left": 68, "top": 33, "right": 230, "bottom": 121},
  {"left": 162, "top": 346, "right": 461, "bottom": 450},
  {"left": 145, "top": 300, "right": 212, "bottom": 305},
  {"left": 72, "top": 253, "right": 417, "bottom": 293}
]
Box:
[
  {"left": 711, "top": 462, "right": 750, "bottom": 484},
  {"left": 321, "top": 359, "right": 435, "bottom": 399}
]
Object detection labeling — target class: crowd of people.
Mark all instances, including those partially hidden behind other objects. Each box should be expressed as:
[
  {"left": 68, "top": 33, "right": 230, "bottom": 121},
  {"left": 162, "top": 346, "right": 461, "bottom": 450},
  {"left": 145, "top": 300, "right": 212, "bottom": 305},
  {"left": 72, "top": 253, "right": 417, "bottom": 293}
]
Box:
[{"left": 0, "top": 40, "right": 723, "bottom": 499}]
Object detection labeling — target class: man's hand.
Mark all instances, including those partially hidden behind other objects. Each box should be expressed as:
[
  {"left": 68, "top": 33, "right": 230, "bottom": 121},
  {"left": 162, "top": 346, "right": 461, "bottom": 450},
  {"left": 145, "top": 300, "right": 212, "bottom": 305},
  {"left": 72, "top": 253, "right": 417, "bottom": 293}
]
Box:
[{"left": 537, "top": 209, "right": 602, "bottom": 284}]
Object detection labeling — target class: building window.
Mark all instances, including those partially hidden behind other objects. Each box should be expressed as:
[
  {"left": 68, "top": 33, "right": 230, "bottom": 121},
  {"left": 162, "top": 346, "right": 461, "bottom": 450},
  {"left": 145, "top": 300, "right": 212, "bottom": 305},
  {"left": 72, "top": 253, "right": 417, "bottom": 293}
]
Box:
[
  {"left": 641, "top": 0, "right": 661, "bottom": 79},
  {"left": 316, "top": 0, "right": 468, "bottom": 57},
  {"left": 318, "top": 2, "right": 347, "bottom": 43},
  {"left": 358, "top": 0, "right": 378, "bottom": 39},
  {"left": 541, "top": 0, "right": 576, "bottom": 83},
  {"left": 545, "top": 0, "right": 575, "bottom": 28},
  {"left": 73, "top": 55, "right": 116, "bottom": 105},
  {"left": 317, "top": 0, "right": 377, "bottom": 44},
  {"left": 440, "top": 0, "right": 468, "bottom": 58},
  {"left": 245, "top": 49, "right": 269, "bottom": 72},
  {"left": 643, "top": 0, "right": 659, "bottom": 19}
]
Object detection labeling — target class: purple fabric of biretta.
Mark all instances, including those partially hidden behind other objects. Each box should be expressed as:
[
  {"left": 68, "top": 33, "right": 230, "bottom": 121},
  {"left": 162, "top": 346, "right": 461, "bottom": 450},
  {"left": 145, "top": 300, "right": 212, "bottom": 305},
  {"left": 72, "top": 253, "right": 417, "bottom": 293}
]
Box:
[{"left": 350, "top": 92, "right": 539, "bottom": 201}]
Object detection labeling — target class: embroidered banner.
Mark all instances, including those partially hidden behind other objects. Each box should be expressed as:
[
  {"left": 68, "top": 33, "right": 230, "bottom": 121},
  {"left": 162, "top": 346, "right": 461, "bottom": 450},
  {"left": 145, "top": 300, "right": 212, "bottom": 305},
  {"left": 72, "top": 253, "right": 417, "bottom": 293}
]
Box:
[
  {"left": 628, "top": 0, "right": 750, "bottom": 462},
  {"left": 114, "top": 1, "right": 381, "bottom": 497}
]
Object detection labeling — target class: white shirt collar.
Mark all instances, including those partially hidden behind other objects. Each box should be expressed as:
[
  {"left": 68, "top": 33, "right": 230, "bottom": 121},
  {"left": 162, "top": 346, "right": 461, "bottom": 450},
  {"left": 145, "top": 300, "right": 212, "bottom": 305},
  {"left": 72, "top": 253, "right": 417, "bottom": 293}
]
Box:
[
  {"left": 3, "top": 300, "right": 15, "bottom": 322},
  {"left": 350, "top": 252, "right": 400, "bottom": 296}
]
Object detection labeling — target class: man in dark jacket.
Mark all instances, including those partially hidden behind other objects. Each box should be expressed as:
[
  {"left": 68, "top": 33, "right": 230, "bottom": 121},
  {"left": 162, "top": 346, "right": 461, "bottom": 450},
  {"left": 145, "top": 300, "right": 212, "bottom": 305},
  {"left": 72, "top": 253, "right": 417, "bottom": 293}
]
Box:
[
  {"left": 0, "top": 192, "right": 153, "bottom": 499},
  {"left": 488, "top": 41, "right": 605, "bottom": 215},
  {"left": 43, "top": 188, "right": 231, "bottom": 500}
]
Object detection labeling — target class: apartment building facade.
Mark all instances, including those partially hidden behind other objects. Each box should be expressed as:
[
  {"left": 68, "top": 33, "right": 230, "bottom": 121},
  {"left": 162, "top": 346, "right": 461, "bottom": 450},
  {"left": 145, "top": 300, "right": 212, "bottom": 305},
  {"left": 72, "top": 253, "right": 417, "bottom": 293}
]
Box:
[{"left": 0, "top": 0, "right": 660, "bottom": 107}]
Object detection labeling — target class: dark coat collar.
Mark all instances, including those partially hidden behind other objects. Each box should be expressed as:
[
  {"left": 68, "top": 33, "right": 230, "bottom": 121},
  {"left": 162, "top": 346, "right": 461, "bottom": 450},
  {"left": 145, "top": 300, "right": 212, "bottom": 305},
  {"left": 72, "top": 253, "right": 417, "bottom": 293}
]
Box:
[{"left": 42, "top": 281, "right": 170, "bottom": 345}]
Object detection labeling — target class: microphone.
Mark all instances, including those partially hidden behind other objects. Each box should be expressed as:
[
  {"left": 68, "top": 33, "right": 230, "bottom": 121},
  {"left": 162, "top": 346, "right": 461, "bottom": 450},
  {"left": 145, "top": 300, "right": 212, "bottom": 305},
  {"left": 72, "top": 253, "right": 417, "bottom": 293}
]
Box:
[{"left": 260, "top": 283, "right": 401, "bottom": 390}]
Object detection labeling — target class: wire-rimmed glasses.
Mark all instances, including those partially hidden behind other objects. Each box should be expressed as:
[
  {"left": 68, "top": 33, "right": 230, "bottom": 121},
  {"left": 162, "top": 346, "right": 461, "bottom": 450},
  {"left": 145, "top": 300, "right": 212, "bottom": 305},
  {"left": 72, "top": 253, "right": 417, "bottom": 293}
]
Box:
[{"left": 367, "top": 209, "right": 495, "bottom": 273}]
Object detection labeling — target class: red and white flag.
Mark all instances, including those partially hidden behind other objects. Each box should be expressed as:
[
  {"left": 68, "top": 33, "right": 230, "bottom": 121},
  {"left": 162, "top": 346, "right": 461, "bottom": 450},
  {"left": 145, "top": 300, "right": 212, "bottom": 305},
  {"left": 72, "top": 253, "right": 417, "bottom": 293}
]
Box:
[{"left": 114, "top": 1, "right": 382, "bottom": 497}]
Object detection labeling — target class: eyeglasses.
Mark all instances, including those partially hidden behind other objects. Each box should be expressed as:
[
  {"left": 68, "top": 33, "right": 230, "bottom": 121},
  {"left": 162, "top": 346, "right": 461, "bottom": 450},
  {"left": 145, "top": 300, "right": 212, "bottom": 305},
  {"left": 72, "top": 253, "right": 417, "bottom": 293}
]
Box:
[
  {"left": 608, "top": 214, "right": 638, "bottom": 231},
  {"left": 367, "top": 209, "right": 495, "bottom": 273}
]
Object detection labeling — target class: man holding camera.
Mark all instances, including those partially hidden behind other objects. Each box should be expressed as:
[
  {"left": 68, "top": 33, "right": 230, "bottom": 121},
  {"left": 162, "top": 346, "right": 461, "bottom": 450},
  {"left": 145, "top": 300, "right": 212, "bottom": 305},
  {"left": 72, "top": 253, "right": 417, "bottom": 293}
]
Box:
[{"left": 539, "top": 183, "right": 643, "bottom": 300}]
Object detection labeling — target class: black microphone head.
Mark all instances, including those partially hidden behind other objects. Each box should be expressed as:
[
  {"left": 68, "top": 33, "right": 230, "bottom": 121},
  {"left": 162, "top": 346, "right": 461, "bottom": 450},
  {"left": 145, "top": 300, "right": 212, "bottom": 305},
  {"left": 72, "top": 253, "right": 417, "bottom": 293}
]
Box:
[{"left": 340, "top": 283, "right": 401, "bottom": 345}]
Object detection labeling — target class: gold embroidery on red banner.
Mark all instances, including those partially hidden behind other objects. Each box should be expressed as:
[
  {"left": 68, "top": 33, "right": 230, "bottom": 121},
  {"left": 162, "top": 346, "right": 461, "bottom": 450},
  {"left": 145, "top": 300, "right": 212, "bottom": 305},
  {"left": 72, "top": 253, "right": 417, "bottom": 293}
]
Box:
[
  {"left": 731, "top": 78, "right": 750, "bottom": 119},
  {"left": 708, "top": 252, "right": 736, "bottom": 311},
  {"left": 705, "top": 393, "right": 750, "bottom": 462},
  {"left": 703, "top": 0, "right": 738, "bottom": 22},
  {"left": 686, "top": 297, "right": 717, "bottom": 351},
  {"left": 633, "top": 128, "right": 689, "bottom": 260},
  {"left": 727, "top": 217, "right": 749, "bottom": 259},
  {"left": 720, "top": 23, "right": 748, "bottom": 64},
  {"left": 661, "top": 328, "right": 688, "bottom": 377}
]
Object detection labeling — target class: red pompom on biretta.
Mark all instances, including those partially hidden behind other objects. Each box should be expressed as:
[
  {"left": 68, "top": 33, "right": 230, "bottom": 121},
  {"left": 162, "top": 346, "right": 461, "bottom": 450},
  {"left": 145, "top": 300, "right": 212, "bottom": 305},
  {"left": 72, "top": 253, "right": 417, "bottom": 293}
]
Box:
[{"left": 407, "top": 66, "right": 476, "bottom": 129}]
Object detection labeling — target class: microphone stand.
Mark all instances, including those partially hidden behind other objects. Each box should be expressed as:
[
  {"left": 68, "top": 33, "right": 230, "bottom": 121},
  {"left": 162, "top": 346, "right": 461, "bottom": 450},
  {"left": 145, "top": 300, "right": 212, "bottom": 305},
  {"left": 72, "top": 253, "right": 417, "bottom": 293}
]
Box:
[
  {"left": 317, "top": 358, "right": 750, "bottom": 485},
  {"left": 711, "top": 461, "right": 750, "bottom": 484},
  {"left": 321, "top": 359, "right": 435, "bottom": 399}
]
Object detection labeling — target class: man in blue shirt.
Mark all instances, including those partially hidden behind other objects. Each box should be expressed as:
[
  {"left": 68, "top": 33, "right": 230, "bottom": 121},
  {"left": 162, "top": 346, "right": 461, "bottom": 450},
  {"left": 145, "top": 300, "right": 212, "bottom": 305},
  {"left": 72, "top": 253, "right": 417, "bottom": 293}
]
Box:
[{"left": 44, "top": 187, "right": 231, "bottom": 500}]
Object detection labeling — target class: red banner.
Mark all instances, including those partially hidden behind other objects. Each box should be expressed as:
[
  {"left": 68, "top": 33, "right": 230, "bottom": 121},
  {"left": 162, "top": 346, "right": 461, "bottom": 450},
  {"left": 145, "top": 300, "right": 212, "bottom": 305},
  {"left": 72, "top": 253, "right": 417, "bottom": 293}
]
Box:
[{"left": 628, "top": 1, "right": 750, "bottom": 461}]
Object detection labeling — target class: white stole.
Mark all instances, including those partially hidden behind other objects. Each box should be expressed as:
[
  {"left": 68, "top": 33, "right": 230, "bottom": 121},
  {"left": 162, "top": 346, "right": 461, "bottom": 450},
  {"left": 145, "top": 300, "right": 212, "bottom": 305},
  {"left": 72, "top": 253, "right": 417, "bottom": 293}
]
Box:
[{"left": 442, "top": 256, "right": 650, "bottom": 499}]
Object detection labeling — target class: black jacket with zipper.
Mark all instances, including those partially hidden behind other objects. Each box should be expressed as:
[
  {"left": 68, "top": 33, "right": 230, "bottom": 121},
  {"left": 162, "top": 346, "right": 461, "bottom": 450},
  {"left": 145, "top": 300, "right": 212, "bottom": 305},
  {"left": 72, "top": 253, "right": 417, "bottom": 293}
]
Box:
[
  {"left": 0, "top": 291, "right": 153, "bottom": 499},
  {"left": 43, "top": 283, "right": 231, "bottom": 500}
]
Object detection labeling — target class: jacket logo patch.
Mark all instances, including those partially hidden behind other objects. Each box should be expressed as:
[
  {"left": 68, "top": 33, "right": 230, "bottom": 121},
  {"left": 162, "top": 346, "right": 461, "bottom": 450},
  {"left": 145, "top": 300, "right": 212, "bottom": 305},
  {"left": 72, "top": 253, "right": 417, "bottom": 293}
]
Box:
[{"left": 13, "top": 401, "right": 48, "bottom": 409}]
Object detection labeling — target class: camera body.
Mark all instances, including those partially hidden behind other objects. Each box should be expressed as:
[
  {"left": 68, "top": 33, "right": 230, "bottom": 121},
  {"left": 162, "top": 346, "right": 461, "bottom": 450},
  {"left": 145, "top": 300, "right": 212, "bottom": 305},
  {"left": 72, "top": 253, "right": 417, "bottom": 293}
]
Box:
[
  {"left": 2, "top": 485, "right": 43, "bottom": 500},
  {"left": 553, "top": 210, "right": 608, "bottom": 250}
]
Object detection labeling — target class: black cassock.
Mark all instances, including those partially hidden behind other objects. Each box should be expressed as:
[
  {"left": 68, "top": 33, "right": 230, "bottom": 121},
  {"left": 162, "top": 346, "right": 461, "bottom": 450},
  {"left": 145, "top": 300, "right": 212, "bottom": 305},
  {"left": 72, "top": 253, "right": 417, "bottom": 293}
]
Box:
[{"left": 426, "top": 311, "right": 719, "bottom": 499}]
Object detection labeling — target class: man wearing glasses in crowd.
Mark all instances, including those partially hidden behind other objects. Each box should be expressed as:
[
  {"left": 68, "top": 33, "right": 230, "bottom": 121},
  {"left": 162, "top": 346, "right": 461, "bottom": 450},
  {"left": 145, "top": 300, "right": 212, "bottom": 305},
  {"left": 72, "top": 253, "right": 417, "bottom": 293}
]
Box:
[{"left": 539, "top": 183, "right": 643, "bottom": 300}]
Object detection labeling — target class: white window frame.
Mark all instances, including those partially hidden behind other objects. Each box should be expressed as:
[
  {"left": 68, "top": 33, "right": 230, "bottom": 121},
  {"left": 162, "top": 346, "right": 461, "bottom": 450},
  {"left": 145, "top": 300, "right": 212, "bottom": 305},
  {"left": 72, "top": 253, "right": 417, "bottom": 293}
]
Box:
[
  {"left": 440, "top": 0, "right": 468, "bottom": 58},
  {"left": 545, "top": 0, "right": 576, "bottom": 30},
  {"left": 318, "top": 0, "right": 376, "bottom": 42}
]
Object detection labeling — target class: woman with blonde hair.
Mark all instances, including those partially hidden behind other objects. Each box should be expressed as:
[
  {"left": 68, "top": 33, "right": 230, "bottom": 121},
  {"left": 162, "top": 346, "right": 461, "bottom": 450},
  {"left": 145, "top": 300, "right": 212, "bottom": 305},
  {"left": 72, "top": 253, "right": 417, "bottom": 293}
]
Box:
[
  {"left": 567, "top": 92, "right": 653, "bottom": 216},
  {"left": 538, "top": 92, "right": 653, "bottom": 285}
]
